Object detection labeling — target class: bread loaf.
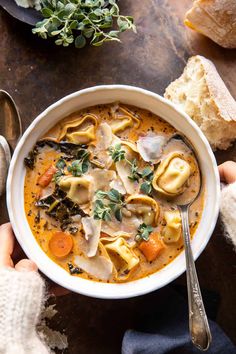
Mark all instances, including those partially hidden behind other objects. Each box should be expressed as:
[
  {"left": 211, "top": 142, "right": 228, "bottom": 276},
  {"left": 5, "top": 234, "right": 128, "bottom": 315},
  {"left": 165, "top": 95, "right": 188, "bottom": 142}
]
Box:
[
  {"left": 164, "top": 55, "right": 236, "bottom": 150},
  {"left": 185, "top": 0, "right": 236, "bottom": 48}
]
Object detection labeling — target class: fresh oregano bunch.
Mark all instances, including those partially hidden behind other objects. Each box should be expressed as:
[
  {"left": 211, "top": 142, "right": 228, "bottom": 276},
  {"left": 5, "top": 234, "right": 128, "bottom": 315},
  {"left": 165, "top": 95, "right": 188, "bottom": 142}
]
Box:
[{"left": 32, "top": 0, "right": 136, "bottom": 48}]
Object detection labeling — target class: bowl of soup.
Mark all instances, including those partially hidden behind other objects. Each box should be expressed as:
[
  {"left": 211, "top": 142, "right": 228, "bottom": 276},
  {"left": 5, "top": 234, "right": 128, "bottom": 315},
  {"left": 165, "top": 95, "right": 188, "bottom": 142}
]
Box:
[{"left": 7, "top": 85, "right": 220, "bottom": 298}]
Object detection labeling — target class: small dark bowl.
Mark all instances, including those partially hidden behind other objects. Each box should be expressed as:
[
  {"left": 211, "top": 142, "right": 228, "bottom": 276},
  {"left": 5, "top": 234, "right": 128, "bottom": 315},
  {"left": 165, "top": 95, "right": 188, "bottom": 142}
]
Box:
[{"left": 0, "top": 0, "right": 43, "bottom": 26}]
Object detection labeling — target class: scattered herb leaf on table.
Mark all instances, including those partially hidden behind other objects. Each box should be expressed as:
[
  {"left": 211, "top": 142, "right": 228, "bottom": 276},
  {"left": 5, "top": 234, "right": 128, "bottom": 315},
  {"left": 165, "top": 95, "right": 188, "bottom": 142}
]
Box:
[{"left": 32, "top": 0, "right": 136, "bottom": 48}]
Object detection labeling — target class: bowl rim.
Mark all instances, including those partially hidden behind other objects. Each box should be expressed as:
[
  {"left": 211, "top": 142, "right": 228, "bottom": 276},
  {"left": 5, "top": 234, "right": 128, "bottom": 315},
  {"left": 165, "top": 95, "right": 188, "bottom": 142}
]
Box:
[{"left": 6, "top": 84, "right": 220, "bottom": 299}]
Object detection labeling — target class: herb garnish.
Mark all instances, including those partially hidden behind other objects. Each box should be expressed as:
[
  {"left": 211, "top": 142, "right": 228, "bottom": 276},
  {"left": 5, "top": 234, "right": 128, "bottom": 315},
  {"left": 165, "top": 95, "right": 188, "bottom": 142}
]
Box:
[
  {"left": 135, "top": 223, "right": 153, "bottom": 242},
  {"left": 140, "top": 167, "right": 154, "bottom": 195},
  {"left": 109, "top": 145, "right": 154, "bottom": 195},
  {"left": 94, "top": 188, "right": 125, "bottom": 221},
  {"left": 32, "top": 0, "right": 136, "bottom": 48},
  {"left": 67, "top": 149, "right": 90, "bottom": 176},
  {"left": 109, "top": 144, "right": 126, "bottom": 162},
  {"left": 54, "top": 158, "right": 67, "bottom": 183}
]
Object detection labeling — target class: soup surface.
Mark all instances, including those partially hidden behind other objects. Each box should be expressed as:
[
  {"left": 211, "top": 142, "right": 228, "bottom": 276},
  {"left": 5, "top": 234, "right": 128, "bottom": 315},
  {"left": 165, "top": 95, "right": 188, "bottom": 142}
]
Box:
[{"left": 24, "top": 103, "right": 204, "bottom": 283}]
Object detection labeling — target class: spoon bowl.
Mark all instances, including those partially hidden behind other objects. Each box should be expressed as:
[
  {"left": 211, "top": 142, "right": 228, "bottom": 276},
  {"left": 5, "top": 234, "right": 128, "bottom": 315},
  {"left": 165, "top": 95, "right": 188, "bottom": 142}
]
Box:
[{"left": 0, "top": 90, "right": 22, "bottom": 150}]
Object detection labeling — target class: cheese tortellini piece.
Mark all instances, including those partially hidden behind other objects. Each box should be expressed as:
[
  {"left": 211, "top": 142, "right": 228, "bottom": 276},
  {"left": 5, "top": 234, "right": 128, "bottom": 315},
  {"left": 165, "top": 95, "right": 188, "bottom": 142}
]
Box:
[
  {"left": 110, "top": 105, "right": 140, "bottom": 134},
  {"left": 126, "top": 194, "right": 160, "bottom": 226},
  {"left": 58, "top": 114, "right": 98, "bottom": 144},
  {"left": 152, "top": 152, "right": 191, "bottom": 196},
  {"left": 105, "top": 237, "right": 139, "bottom": 272},
  {"left": 163, "top": 210, "right": 182, "bottom": 243},
  {"left": 59, "top": 176, "right": 93, "bottom": 204}
]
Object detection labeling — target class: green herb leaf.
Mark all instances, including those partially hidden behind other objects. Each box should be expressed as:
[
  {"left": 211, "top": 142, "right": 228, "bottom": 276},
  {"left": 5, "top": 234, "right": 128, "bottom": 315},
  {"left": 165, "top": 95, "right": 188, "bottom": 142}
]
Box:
[
  {"left": 67, "top": 149, "right": 90, "bottom": 177},
  {"left": 109, "top": 144, "right": 126, "bottom": 163},
  {"left": 140, "top": 181, "right": 152, "bottom": 195},
  {"left": 136, "top": 223, "right": 153, "bottom": 242},
  {"left": 93, "top": 188, "right": 125, "bottom": 221},
  {"left": 33, "top": 0, "right": 136, "bottom": 49},
  {"left": 128, "top": 159, "right": 141, "bottom": 182},
  {"left": 93, "top": 199, "right": 112, "bottom": 221},
  {"left": 56, "top": 158, "right": 66, "bottom": 170},
  {"left": 75, "top": 34, "right": 86, "bottom": 48}
]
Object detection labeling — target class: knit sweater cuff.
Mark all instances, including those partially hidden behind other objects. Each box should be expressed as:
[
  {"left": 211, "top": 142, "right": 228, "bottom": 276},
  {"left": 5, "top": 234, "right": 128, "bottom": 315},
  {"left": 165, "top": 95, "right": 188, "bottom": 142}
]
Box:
[
  {"left": 0, "top": 268, "right": 50, "bottom": 354},
  {"left": 220, "top": 181, "right": 236, "bottom": 249}
]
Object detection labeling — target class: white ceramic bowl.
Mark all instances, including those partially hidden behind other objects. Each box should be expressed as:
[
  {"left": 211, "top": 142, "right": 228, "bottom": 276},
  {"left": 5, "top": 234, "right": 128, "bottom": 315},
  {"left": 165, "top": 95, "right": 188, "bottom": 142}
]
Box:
[{"left": 7, "top": 85, "right": 220, "bottom": 299}]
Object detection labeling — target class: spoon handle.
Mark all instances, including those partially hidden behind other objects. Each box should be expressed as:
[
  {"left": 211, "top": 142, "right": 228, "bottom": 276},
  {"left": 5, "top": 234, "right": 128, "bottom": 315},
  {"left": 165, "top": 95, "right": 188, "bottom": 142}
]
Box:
[{"left": 179, "top": 205, "right": 212, "bottom": 351}]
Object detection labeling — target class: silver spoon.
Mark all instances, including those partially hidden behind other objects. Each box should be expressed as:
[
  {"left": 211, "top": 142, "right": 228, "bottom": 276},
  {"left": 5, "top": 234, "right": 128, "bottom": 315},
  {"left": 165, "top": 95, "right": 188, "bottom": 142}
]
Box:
[
  {"left": 0, "top": 90, "right": 22, "bottom": 151},
  {"left": 171, "top": 134, "right": 212, "bottom": 351},
  {"left": 0, "top": 90, "right": 22, "bottom": 196}
]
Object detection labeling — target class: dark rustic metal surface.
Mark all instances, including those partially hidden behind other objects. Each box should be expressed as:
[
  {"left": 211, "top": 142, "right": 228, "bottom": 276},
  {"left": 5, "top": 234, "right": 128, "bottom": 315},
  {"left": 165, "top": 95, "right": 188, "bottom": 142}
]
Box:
[{"left": 0, "top": 1, "right": 236, "bottom": 353}]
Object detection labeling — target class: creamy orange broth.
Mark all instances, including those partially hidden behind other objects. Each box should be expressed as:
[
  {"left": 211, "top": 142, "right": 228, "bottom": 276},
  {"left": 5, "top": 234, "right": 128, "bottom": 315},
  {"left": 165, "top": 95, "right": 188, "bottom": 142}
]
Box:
[{"left": 24, "top": 104, "right": 204, "bottom": 283}]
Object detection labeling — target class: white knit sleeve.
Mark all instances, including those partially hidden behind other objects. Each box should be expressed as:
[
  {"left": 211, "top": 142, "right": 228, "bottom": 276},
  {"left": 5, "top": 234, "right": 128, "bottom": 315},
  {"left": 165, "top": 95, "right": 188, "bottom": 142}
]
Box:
[
  {"left": 0, "top": 268, "right": 51, "bottom": 354},
  {"left": 220, "top": 181, "right": 236, "bottom": 249}
]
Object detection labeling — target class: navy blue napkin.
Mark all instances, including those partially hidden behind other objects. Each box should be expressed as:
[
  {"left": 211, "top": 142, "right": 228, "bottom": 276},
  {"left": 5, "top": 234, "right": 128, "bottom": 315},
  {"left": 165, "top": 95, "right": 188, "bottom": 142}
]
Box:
[{"left": 122, "top": 286, "right": 236, "bottom": 354}]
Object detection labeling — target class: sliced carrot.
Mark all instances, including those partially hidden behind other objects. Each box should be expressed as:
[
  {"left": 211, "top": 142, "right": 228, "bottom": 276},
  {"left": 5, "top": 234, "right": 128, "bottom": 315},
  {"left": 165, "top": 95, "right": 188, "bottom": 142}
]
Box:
[
  {"left": 49, "top": 232, "right": 73, "bottom": 258},
  {"left": 139, "top": 232, "right": 165, "bottom": 262},
  {"left": 37, "top": 165, "right": 57, "bottom": 188}
]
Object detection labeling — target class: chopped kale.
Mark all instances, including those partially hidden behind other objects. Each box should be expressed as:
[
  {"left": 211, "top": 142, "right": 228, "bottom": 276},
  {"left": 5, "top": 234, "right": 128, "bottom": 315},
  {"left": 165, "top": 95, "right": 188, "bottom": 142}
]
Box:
[
  {"left": 24, "top": 140, "right": 89, "bottom": 170},
  {"left": 68, "top": 262, "right": 83, "bottom": 275},
  {"left": 24, "top": 145, "right": 39, "bottom": 169},
  {"left": 35, "top": 187, "right": 87, "bottom": 234}
]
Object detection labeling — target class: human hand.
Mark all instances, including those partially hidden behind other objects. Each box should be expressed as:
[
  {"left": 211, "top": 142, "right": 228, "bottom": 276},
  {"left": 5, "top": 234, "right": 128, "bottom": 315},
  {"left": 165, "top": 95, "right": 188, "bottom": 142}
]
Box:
[
  {"left": 218, "top": 161, "right": 236, "bottom": 184},
  {"left": 0, "top": 223, "right": 69, "bottom": 296}
]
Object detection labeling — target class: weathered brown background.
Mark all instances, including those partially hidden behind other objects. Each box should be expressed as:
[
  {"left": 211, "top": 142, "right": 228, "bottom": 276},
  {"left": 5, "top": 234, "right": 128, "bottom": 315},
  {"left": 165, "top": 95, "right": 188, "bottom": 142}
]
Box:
[{"left": 0, "top": 1, "right": 236, "bottom": 353}]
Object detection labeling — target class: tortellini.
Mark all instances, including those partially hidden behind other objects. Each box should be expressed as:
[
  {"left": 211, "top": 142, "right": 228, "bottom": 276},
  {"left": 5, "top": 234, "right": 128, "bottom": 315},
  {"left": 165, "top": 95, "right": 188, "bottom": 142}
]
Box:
[
  {"left": 59, "top": 176, "right": 93, "bottom": 204},
  {"left": 126, "top": 195, "right": 160, "bottom": 226},
  {"left": 152, "top": 152, "right": 191, "bottom": 196},
  {"left": 105, "top": 237, "right": 139, "bottom": 272},
  {"left": 58, "top": 114, "right": 98, "bottom": 144},
  {"left": 110, "top": 105, "right": 140, "bottom": 134},
  {"left": 163, "top": 210, "right": 182, "bottom": 243}
]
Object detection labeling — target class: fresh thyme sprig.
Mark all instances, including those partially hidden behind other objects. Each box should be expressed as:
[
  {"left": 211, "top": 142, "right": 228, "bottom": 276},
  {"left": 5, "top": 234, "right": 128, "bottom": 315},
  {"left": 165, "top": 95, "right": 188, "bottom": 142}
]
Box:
[
  {"left": 93, "top": 188, "right": 125, "bottom": 221},
  {"left": 135, "top": 223, "right": 153, "bottom": 242},
  {"left": 32, "top": 0, "right": 136, "bottom": 48}
]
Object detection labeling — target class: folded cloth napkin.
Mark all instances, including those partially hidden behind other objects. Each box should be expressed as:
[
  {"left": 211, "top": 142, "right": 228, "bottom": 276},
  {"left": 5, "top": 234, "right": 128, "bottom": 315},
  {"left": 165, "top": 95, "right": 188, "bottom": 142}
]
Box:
[{"left": 122, "top": 286, "right": 236, "bottom": 354}]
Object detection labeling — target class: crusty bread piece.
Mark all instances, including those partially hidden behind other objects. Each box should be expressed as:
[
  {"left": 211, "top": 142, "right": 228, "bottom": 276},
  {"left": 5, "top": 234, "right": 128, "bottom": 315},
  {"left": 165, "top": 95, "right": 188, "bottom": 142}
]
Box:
[
  {"left": 185, "top": 0, "right": 236, "bottom": 48},
  {"left": 164, "top": 55, "right": 236, "bottom": 150}
]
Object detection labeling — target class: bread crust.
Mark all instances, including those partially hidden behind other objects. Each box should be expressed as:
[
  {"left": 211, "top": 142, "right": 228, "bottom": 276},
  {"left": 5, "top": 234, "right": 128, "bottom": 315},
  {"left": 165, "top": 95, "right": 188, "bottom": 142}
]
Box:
[
  {"left": 164, "top": 55, "right": 236, "bottom": 150},
  {"left": 196, "top": 56, "right": 236, "bottom": 122},
  {"left": 185, "top": 0, "right": 236, "bottom": 48}
]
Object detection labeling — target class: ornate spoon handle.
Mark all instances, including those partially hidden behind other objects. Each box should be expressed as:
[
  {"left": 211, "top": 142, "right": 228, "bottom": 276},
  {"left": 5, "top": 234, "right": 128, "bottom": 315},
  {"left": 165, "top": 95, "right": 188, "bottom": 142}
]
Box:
[{"left": 179, "top": 205, "right": 212, "bottom": 351}]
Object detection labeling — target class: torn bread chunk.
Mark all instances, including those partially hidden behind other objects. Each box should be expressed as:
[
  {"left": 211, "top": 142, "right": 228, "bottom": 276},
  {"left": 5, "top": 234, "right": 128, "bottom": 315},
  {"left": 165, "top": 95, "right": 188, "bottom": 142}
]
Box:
[
  {"left": 184, "top": 0, "right": 236, "bottom": 48},
  {"left": 164, "top": 55, "right": 236, "bottom": 150}
]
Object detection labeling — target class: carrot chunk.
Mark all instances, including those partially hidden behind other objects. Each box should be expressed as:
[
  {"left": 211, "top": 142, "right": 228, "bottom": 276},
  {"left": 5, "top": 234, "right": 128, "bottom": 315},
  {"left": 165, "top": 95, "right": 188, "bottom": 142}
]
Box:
[
  {"left": 139, "top": 232, "right": 165, "bottom": 262},
  {"left": 38, "top": 165, "right": 57, "bottom": 188},
  {"left": 49, "top": 232, "right": 73, "bottom": 258}
]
